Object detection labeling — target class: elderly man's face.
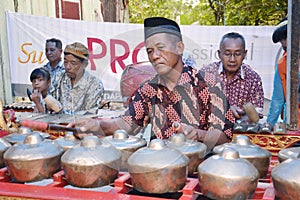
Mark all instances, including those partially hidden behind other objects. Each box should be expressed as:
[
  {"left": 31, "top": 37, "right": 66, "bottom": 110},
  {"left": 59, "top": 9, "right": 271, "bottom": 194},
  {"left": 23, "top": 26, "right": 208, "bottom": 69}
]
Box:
[
  {"left": 218, "top": 38, "right": 247, "bottom": 76},
  {"left": 145, "top": 33, "right": 183, "bottom": 76},
  {"left": 64, "top": 54, "right": 86, "bottom": 80},
  {"left": 45, "top": 42, "right": 62, "bottom": 63}
]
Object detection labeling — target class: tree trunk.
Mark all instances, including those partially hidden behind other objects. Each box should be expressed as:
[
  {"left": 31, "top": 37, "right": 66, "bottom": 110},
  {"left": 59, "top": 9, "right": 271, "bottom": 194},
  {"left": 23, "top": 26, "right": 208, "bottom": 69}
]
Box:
[
  {"left": 102, "top": 0, "right": 117, "bottom": 22},
  {"left": 286, "top": 0, "right": 300, "bottom": 129}
]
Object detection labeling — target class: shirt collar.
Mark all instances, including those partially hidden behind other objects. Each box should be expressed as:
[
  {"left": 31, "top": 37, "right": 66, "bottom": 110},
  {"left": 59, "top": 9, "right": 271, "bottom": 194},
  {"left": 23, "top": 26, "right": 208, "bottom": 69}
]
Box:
[
  {"left": 63, "top": 70, "right": 87, "bottom": 89},
  {"left": 75, "top": 70, "right": 88, "bottom": 89},
  {"left": 46, "top": 60, "right": 64, "bottom": 71},
  {"left": 218, "top": 62, "right": 245, "bottom": 80},
  {"left": 156, "top": 64, "right": 194, "bottom": 88}
]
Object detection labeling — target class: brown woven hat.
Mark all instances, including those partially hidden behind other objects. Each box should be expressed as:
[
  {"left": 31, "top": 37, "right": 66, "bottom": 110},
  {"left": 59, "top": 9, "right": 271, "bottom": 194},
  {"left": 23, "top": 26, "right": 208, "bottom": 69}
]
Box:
[{"left": 64, "top": 42, "right": 89, "bottom": 60}]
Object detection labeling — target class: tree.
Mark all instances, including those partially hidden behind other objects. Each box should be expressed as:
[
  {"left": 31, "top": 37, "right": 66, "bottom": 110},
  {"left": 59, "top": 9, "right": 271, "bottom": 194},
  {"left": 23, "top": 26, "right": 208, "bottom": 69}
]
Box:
[
  {"left": 128, "top": 0, "right": 184, "bottom": 24},
  {"left": 224, "top": 0, "right": 287, "bottom": 25},
  {"left": 128, "top": 0, "right": 288, "bottom": 25}
]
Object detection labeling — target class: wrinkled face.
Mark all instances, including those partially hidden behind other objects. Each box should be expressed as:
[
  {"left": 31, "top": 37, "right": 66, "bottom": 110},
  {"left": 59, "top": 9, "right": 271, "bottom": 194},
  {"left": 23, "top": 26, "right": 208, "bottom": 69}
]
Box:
[
  {"left": 31, "top": 77, "right": 50, "bottom": 93},
  {"left": 64, "top": 54, "right": 86, "bottom": 80},
  {"left": 280, "top": 39, "right": 287, "bottom": 51},
  {"left": 45, "top": 42, "right": 62, "bottom": 63},
  {"left": 145, "top": 33, "right": 183, "bottom": 76},
  {"left": 218, "top": 38, "right": 247, "bottom": 75}
]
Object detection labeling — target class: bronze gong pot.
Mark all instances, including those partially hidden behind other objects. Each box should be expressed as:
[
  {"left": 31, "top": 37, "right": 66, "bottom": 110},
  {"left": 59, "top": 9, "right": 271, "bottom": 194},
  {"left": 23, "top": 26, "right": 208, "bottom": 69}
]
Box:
[
  {"left": 277, "top": 147, "right": 300, "bottom": 163},
  {"left": 271, "top": 153, "right": 300, "bottom": 200},
  {"left": 198, "top": 147, "right": 259, "bottom": 200},
  {"left": 127, "top": 139, "right": 189, "bottom": 194},
  {"left": 166, "top": 133, "right": 207, "bottom": 175},
  {"left": 4, "top": 132, "right": 64, "bottom": 182},
  {"left": 213, "top": 134, "right": 271, "bottom": 178},
  {"left": 61, "top": 135, "right": 122, "bottom": 188},
  {"left": 102, "top": 129, "right": 147, "bottom": 171},
  {"left": 3, "top": 126, "right": 50, "bottom": 145},
  {"left": 0, "top": 138, "right": 11, "bottom": 168},
  {"left": 54, "top": 132, "right": 80, "bottom": 152}
]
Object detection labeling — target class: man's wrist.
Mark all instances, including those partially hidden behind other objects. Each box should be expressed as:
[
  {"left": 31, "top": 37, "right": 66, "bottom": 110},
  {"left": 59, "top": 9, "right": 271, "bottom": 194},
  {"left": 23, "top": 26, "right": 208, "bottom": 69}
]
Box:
[
  {"left": 95, "top": 119, "right": 105, "bottom": 136},
  {"left": 197, "top": 130, "right": 205, "bottom": 142}
]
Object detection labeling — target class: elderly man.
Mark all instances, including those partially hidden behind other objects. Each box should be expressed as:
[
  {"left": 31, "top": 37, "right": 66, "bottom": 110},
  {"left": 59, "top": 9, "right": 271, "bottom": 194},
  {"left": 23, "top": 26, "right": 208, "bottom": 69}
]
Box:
[
  {"left": 202, "top": 32, "right": 264, "bottom": 119},
  {"left": 68, "top": 17, "right": 234, "bottom": 149},
  {"left": 57, "top": 42, "right": 104, "bottom": 114},
  {"left": 43, "top": 38, "right": 65, "bottom": 98}
]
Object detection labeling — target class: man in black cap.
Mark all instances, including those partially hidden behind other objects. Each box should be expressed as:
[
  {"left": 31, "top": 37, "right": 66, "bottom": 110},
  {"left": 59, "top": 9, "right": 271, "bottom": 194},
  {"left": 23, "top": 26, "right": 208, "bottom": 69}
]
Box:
[
  {"left": 267, "top": 18, "right": 288, "bottom": 126},
  {"left": 68, "top": 17, "right": 234, "bottom": 149}
]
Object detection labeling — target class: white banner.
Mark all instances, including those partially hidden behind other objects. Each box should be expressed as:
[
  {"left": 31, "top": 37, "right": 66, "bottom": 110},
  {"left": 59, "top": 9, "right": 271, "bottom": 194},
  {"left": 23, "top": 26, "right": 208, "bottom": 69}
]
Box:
[{"left": 6, "top": 11, "right": 281, "bottom": 101}]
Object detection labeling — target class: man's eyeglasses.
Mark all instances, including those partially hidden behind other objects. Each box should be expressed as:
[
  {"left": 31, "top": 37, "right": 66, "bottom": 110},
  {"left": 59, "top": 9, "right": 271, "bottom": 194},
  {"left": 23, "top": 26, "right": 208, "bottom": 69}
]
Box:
[{"left": 221, "top": 51, "right": 245, "bottom": 58}]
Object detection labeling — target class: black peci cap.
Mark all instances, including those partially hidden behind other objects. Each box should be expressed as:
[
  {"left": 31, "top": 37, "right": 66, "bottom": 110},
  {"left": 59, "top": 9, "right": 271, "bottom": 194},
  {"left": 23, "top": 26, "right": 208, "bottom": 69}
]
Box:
[
  {"left": 144, "top": 17, "right": 182, "bottom": 41},
  {"left": 272, "top": 18, "right": 287, "bottom": 43}
]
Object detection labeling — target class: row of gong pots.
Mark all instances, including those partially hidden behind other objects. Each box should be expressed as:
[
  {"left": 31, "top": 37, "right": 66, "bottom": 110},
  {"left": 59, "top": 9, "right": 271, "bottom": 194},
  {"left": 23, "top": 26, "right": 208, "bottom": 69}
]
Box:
[{"left": 0, "top": 127, "right": 299, "bottom": 200}]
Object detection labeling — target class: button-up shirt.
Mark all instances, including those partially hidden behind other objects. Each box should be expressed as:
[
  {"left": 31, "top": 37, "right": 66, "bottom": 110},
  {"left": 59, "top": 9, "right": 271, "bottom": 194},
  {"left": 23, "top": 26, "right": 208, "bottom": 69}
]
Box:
[
  {"left": 43, "top": 60, "right": 65, "bottom": 99},
  {"left": 121, "top": 65, "right": 235, "bottom": 139},
  {"left": 57, "top": 70, "right": 104, "bottom": 114},
  {"left": 202, "top": 61, "right": 264, "bottom": 111}
]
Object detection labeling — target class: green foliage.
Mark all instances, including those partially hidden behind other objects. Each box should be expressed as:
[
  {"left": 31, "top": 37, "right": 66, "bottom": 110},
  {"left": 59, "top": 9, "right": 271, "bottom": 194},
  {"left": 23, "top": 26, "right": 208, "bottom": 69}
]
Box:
[
  {"left": 128, "top": 0, "right": 288, "bottom": 25},
  {"left": 129, "top": 0, "right": 184, "bottom": 24},
  {"left": 224, "top": 0, "right": 287, "bottom": 25}
]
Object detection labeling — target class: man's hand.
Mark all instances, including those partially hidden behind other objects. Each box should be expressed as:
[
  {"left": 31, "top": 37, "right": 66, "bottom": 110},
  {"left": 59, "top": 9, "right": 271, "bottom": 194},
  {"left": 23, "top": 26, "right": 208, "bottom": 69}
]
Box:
[
  {"left": 230, "top": 105, "right": 246, "bottom": 119},
  {"left": 172, "top": 122, "right": 230, "bottom": 150},
  {"left": 175, "top": 122, "right": 198, "bottom": 140},
  {"left": 231, "top": 104, "right": 262, "bottom": 122},
  {"left": 67, "top": 118, "right": 103, "bottom": 138}
]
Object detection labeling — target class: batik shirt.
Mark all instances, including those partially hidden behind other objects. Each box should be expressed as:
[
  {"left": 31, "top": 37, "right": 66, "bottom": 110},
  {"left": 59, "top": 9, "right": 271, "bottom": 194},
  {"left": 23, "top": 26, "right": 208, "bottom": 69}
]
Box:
[
  {"left": 202, "top": 61, "right": 264, "bottom": 111},
  {"left": 43, "top": 60, "right": 65, "bottom": 99},
  {"left": 121, "top": 65, "right": 235, "bottom": 140},
  {"left": 57, "top": 70, "right": 104, "bottom": 114}
]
